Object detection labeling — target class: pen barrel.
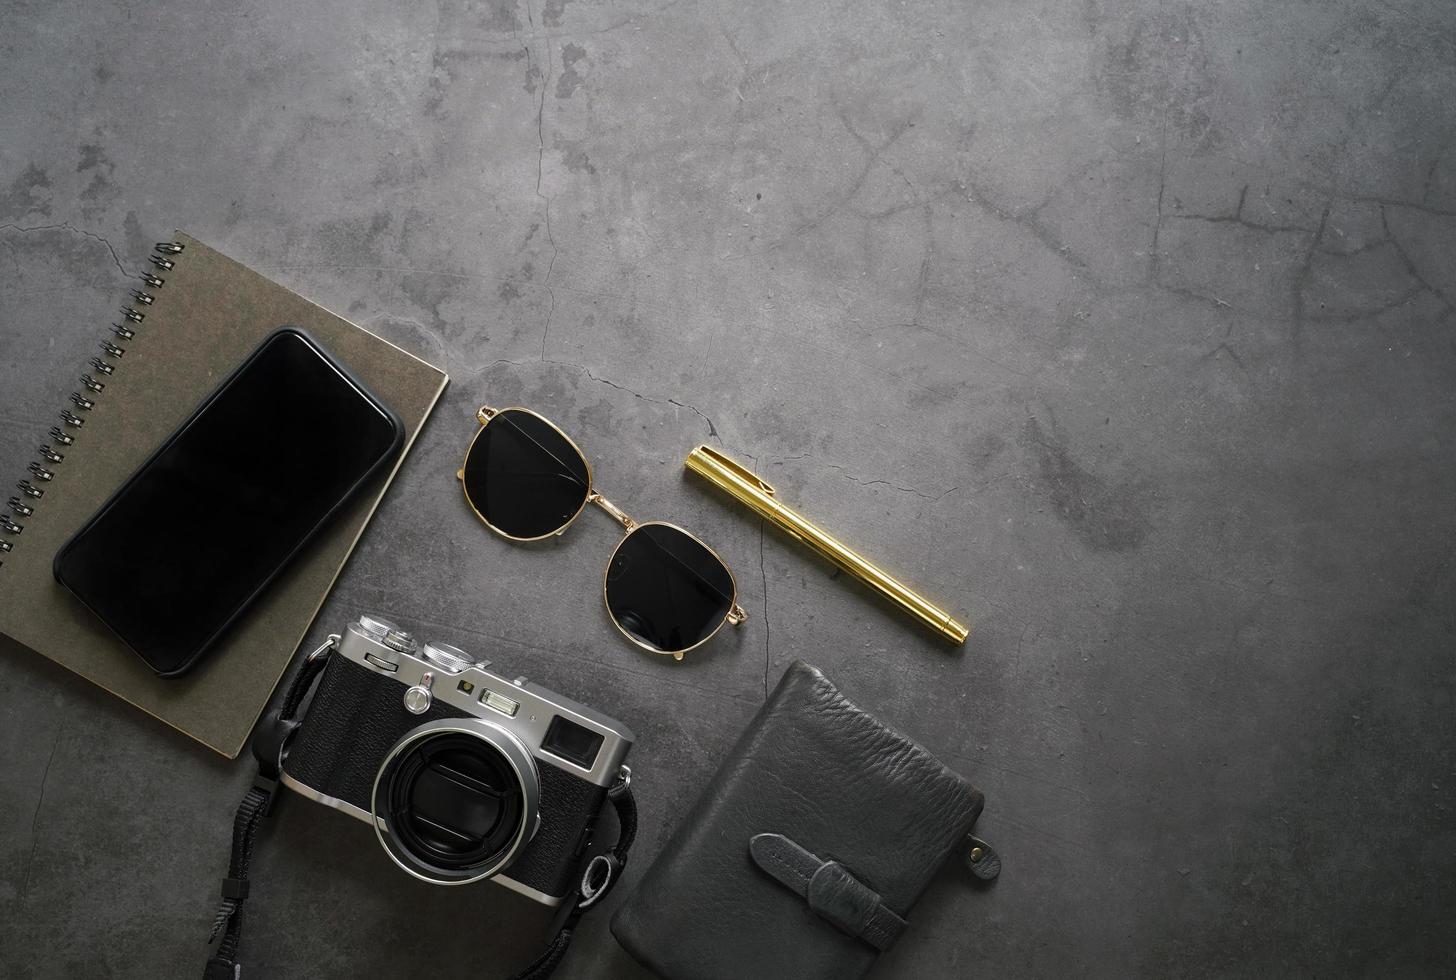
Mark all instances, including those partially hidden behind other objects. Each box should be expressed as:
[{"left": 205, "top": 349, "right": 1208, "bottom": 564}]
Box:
[
  {"left": 685, "top": 447, "right": 969, "bottom": 644},
  {"left": 769, "top": 509, "right": 966, "bottom": 641}
]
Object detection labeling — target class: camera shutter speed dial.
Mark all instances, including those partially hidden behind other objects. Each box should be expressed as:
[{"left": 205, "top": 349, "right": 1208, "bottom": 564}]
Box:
[
  {"left": 357, "top": 613, "right": 397, "bottom": 639},
  {"left": 421, "top": 641, "right": 475, "bottom": 673},
  {"left": 403, "top": 672, "right": 435, "bottom": 714}
]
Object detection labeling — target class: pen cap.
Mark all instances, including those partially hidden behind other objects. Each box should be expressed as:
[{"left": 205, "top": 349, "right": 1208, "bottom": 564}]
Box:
[{"left": 684, "top": 445, "right": 778, "bottom": 514}]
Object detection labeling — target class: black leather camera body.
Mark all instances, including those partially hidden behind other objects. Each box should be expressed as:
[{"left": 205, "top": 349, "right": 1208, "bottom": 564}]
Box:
[{"left": 280, "top": 614, "right": 634, "bottom": 905}]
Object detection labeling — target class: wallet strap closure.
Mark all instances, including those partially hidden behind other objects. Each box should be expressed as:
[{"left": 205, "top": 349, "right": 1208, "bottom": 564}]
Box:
[{"left": 749, "top": 833, "right": 907, "bottom": 951}]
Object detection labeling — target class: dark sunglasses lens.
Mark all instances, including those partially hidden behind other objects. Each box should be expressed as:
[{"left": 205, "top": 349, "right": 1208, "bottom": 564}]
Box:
[
  {"left": 463, "top": 409, "right": 590, "bottom": 538},
  {"left": 605, "top": 524, "right": 735, "bottom": 654}
]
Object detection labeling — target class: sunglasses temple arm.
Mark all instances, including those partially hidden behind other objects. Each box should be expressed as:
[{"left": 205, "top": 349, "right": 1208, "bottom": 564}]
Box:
[{"left": 589, "top": 492, "right": 638, "bottom": 531}]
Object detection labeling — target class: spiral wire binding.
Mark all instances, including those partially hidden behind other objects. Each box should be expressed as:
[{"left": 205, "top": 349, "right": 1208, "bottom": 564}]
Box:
[{"left": 0, "top": 241, "right": 186, "bottom": 568}]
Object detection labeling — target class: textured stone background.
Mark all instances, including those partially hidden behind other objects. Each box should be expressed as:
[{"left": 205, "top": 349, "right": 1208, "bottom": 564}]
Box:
[{"left": 2, "top": 0, "right": 1455, "bottom": 976}]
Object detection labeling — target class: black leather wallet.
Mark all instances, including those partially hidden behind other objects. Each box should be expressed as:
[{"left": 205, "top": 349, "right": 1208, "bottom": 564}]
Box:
[{"left": 611, "top": 660, "right": 993, "bottom": 979}]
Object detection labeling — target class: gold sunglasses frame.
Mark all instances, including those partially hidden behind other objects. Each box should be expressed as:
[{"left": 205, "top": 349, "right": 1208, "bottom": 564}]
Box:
[{"left": 457, "top": 405, "right": 747, "bottom": 661}]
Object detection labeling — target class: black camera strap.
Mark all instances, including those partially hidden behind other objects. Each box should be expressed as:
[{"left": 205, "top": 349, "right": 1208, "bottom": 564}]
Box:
[
  {"left": 202, "top": 775, "right": 276, "bottom": 980},
  {"left": 513, "top": 776, "right": 637, "bottom": 980},
  {"left": 202, "top": 642, "right": 328, "bottom": 980},
  {"left": 202, "top": 644, "right": 638, "bottom": 980}
]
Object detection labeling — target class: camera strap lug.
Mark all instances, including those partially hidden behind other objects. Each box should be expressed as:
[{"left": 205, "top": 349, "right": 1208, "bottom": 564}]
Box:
[
  {"left": 250, "top": 713, "right": 298, "bottom": 783},
  {"left": 576, "top": 853, "right": 621, "bottom": 910},
  {"left": 305, "top": 635, "right": 338, "bottom": 664},
  {"left": 250, "top": 635, "right": 337, "bottom": 780},
  {"left": 609, "top": 764, "right": 631, "bottom": 798}
]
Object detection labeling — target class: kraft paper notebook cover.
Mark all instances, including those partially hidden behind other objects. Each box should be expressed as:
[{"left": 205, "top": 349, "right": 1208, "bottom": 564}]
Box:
[{"left": 0, "top": 232, "right": 448, "bottom": 758}]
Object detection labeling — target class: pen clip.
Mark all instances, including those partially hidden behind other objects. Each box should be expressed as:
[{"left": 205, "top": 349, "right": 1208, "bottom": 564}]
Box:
[{"left": 689, "top": 445, "right": 775, "bottom": 495}]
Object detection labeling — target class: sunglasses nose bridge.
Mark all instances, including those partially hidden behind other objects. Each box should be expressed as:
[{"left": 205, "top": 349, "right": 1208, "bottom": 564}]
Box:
[{"left": 589, "top": 491, "right": 638, "bottom": 532}]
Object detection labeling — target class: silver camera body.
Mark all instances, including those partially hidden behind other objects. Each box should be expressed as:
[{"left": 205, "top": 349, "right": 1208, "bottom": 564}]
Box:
[{"left": 281, "top": 614, "right": 634, "bottom": 905}]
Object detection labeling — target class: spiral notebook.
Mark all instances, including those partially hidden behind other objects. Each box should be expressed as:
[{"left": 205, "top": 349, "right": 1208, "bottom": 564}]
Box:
[{"left": 0, "top": 232, "right": 448, "bottom": 757}]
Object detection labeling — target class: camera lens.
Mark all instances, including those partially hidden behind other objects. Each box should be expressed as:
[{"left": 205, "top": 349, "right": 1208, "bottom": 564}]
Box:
[{"left": 371, "top": 719, "right": 541, "bottom": 885}]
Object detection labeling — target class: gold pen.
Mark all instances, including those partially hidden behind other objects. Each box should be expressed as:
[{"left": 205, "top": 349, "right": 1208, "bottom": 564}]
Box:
[{"left": 685, "top": 445, "right": 970, "bottom": 645}]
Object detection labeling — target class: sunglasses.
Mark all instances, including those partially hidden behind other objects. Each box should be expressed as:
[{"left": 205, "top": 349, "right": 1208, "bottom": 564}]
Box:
[{"left": 456, "top": 405, "right": 747, "bottom": 660}]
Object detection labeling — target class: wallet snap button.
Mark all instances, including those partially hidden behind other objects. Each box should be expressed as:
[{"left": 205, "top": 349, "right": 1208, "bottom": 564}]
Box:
[{"left": 964, "top": 835, "right": 1001, "bottom": 881}]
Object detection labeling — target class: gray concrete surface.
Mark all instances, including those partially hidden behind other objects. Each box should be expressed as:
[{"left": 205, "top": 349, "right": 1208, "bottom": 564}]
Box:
[{"left": 3, "top": 0, "right": 1455, "bottom": 976}]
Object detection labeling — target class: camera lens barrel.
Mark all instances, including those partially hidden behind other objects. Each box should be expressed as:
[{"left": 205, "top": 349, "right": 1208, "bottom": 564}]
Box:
[{"left": 371, "top": 718, "right": 541, "bottom": 885}]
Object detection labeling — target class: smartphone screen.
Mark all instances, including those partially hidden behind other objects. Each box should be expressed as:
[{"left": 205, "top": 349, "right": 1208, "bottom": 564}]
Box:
[{"left": 54, "top": 328, "right": 403, "bottom": 676}]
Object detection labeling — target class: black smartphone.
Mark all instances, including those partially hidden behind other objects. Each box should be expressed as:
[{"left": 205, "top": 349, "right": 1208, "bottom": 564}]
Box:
[{"left": 54, "top": 327, "right": 404, "bottom": 677}]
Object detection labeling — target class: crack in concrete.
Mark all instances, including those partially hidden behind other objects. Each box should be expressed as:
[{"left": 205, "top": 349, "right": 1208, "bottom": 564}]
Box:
[
  {"left": 819, "top": 460, "right": 958, "bottom": 501},
  {"left": 1315, "top": 236, "right": 1392, "bottom": 257},
  {"left": 847, "top": 184, "right": 957, "bottom": 222},
  {"left": 486, "top": 356, "right": 721, "bottom": 441},
  {"left": 960, "top": 177, "right": 1087, "bottom": 272},
  {"left": 524, "top": 2, "right": 559, "bottom": 363},
  {"left": 1351, "top": 195, "right": 1456, "bottom": 219},
  {"left": 1421, "top": 138, "right": 1450, "bottom": 205},
  {"left": 760, "top": 452, "right": 957, "bottom": 501},
  {"left": 1143, "top": 146, "right": 1456, "bottom": 327},
  {"left": 1311, "top": 282, "right": 1431, "bottom": 323},
  {"left": 1160, "top": 282, "right": 1234, "bottom": 310},
  {"left": 1150, "top": 178, "right": 1338, "bottom": 319},
  {"left": 578, "top": 367, "right": 719, "bottom": 439},
  {"left": 1142, "top": 172, "right": 1456, "bottom": 325},
  {"left": 1382, "top": 204, "right": 1456, "bottom": 312},
  {"left": 666, "top": 398, "right": 719, "bottom": 439},
  {"left": 1151, "top": 179, "right": 1320, "bottom": 315},
  {"left": 759, "top": 509, "right": 770, "bottom": 699},
  {"left": 0, "top": 221, "right": 129, "bottom": 278},
  {"left": 911, "top": 204, "right": 934, "bottom": 324},
  {"left": 743, "top": 451, "right": 770, "bottom": 699},
  {"left": 1165, "top": 211, "right": 1313, "bottom": 235},
  {"left": 1196, "top": 341, "right": 1248, "bottom": 376},
  {"left": 1151, "top": 115, "right": 1169, "bottom": 279},
  {"left": 22, "top": 729, "right": 62, "bottom": 902},
  {"left": 728, "top": 106, "right": 918, "bottom": 259},
  {"left": 1290, "top": 200, "right": 1331, "bottom": 347},
  {"left": 795, "top": 451, "right": 1014, "bottom": 500},
  {"left": 1374, "top": 0, "right": 1456, "bottom": 57}
]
